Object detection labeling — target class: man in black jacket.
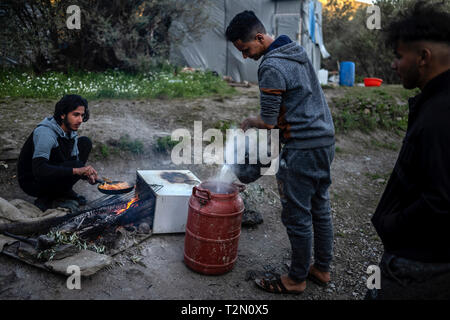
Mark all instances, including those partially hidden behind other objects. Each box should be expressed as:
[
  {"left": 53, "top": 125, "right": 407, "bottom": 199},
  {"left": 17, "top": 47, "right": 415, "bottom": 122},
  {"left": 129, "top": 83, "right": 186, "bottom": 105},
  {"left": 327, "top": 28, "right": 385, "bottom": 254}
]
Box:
[
  {"left": 367, "top": 2, "right": 450, "bottom": 299},
  {"left": 17, "top": 95, "right": 98, "bottom": 212}
]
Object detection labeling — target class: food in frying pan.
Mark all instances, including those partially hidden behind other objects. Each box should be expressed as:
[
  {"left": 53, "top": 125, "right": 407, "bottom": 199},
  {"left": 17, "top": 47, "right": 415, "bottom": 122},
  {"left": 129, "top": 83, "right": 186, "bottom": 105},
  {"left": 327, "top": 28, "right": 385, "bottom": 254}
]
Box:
[{"left": 99, "top": 181, "right": 131, "bottom": 190}]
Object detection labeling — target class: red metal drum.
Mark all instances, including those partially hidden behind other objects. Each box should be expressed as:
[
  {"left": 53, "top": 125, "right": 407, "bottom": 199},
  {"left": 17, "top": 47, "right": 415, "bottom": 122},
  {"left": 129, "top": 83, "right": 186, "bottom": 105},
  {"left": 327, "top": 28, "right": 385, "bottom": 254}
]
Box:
[{"left": 184, "top": 181, "right": 245, "bottom": 275}]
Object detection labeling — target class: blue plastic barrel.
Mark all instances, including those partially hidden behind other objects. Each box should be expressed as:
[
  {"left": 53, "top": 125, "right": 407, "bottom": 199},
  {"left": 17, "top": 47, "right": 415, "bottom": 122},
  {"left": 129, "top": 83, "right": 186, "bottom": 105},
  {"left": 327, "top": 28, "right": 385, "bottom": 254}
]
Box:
[{"left": 339, "top": 61, "right": 355, "bottom": 87}]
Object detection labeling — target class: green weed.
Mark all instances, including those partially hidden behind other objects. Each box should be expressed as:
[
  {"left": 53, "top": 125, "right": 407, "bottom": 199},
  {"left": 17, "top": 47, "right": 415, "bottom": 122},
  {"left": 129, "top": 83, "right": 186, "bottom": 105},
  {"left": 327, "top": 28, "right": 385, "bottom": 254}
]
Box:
[
  {"left": 364, "top": 171, "right": 391, "bottom": 182},
  {"left": 330, "top": 86, "right": 418, "bottom": 134},
  {"left": 118, "top": 135, "right": 144, "bottom": 154},
  {"left": 335, "top": 146, "right": 343, "bottom": 153},
  {"left": 155, "top": 136, "right": 179, "bottom": 153},
  {"left": 106, "top": 135, "right": 144, "bottom": 155},
  {"left": 100, "top": 144, "right": 110, "bottom": 158},
  {"left": 370, "top": 139, "right": 400, "bottom": 151}
]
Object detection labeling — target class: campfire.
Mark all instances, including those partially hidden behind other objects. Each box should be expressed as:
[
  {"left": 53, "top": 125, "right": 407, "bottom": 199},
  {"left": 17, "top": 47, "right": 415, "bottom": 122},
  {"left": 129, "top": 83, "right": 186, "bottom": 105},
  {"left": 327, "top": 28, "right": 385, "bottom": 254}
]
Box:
[
  {"left": 0, "top": 170, "right": 200, "bottom": 276},
  {"left": 52, "top": 174, "right": 157, "bottom": 250}
]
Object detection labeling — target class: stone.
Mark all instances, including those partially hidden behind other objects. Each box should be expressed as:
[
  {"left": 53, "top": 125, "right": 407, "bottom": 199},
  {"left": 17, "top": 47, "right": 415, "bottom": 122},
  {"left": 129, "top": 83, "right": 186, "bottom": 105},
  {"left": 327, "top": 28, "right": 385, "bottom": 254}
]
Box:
[
  {"left": 36, "top": 235, "right": 56, "bottom": 250},
  {"left": 44, "top": 250, "right": 112, "bottom": 276},
  {"left": 241, "top": 209, "right": 263, "bottom": 228},
  {"left": 138, "top": 222, "right": 151, "bottom": 234}
]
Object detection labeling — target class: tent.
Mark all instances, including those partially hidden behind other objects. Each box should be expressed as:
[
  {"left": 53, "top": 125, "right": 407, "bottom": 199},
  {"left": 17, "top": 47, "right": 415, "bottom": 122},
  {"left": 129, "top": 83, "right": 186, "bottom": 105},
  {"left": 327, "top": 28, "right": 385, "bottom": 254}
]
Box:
[{"left": 170, "top": 0, "right": 329, "bottom": 83}]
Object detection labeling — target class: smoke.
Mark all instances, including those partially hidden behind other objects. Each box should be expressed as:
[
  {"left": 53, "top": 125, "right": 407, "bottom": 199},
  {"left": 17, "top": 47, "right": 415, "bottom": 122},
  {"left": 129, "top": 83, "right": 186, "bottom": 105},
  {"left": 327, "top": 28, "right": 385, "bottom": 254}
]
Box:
[{"left": 212, "top": 128, "right": 240, "bottom": 191}]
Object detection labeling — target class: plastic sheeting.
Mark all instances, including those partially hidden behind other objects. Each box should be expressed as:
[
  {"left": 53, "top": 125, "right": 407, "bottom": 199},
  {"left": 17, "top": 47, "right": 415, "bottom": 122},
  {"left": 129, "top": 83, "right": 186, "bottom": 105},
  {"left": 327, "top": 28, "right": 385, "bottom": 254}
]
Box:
[
  {"left": 275, "top": 14, "right": 301, "bottom": 43},
  {"left": 170, "top": 0, "right": 329, "bottom": 83},
  {"left": 309, "top": 0, "right": 316, "bottom": 43},
  {"left": 301, "top": 0, "right": 329, "bottom": 73},
  {"left": 169, "top": 0, "right": 227, "bottom": 76},
  {"left": 224, "top": 0, "right": 275, "bottom": 83},
  {"left": 314, "top": 1, "right": 330, "bottom": 59}
]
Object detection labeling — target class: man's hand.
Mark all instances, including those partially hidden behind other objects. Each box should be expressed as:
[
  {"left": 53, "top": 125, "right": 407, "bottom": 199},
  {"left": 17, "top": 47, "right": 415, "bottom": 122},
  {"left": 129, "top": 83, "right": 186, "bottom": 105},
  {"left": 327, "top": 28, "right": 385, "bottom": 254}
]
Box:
[
  {"left": 73, "top": 165, "right": 98, "bottom": 184},
  {"left": 241, "top": 116, "right": 275, "bottom": 131}
]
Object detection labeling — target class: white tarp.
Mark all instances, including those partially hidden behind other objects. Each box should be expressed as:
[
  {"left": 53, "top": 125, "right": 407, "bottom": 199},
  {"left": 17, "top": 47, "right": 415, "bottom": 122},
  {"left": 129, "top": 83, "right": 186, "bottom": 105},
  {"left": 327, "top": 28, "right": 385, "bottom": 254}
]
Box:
[{"left": 170, "top": 0, "right": 329, "bottom": 83}]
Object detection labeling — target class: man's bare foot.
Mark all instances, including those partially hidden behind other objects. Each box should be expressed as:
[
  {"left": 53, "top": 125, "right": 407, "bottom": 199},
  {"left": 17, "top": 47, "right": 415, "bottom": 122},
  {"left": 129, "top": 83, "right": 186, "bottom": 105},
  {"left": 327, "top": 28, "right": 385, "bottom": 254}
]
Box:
[{"left": 308, "top": 265, "right": 331, "bottom": 286}]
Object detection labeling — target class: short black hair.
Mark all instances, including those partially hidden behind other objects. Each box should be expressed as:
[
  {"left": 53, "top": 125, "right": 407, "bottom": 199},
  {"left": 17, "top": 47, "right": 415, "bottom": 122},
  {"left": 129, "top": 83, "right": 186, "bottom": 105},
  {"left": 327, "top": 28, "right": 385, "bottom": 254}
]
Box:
[
  {"left": 53, "top": 94, "right": 89, "bottom": 125},
  {"left": 225, "top": 10, "right": 266, "bottom": 43},
  {"left": 386, "top": 1, "right": 450, "bottom": 48}
]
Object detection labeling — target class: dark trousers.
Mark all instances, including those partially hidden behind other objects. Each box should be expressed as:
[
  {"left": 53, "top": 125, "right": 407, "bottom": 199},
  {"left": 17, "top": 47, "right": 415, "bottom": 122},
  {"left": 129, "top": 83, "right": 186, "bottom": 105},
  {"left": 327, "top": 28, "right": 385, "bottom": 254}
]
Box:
[
  {"left": 21, "top": 137, "right": 92, "bottom": 199},
  {"left": 276, "top": 145, "right": 335, "bottom": 282},
  {"left": 365, "top": 252, "right": 450, "bottom": 300}
]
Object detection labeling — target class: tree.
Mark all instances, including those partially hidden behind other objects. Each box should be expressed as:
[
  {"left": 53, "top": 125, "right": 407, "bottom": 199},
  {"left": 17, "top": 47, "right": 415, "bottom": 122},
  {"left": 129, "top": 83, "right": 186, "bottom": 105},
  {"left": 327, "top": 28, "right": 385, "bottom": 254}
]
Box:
[
  {"left": 321, "top": 0, "right": 450, "bottom": 84},
  {"left": 0, "top": 0, "right": 210, "bottom": 72}
]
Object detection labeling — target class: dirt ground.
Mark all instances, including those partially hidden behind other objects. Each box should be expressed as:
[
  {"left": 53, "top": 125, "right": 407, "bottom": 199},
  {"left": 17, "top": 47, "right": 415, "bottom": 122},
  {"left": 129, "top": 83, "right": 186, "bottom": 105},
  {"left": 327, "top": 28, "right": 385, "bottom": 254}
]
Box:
[{"left": 0, "top": 86, "right": 403, "bottom": 300}]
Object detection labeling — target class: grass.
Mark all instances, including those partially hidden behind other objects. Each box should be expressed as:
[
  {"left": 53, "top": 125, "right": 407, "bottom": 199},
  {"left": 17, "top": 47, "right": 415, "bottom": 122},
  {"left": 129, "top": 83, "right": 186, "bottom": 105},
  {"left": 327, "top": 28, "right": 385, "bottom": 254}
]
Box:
[
  {"left": 116, "top": 135, "right": 144, "bottom": 154},
  {"left": 370, "top": 139, "right": 400, "bottom": 151},
  {"left": 154, "top": 136, "right": 179, "bottom": 154},
  {"left": 321, "top": 84, "right": 336, "bottom": 90},
  {"left": 92, "top": 136, "right": 145, "bottom": 159},
  {"left": 93, "top": 139, "right": 144, "bottom": 159},
  {"left": 329, "top": 85, "right": 419, "bottom": 134},
  {"left": 0, "top": 68, "right": 236, "bottom": 100},
  {"left": 99, "top": 144, "right": 110, "bottom": 158},
  {"left": 214, "top": 120, "right": 238, "bottom": 135},
  {"left": 364, "top": 171, "right": 392, "bottom": 182}
]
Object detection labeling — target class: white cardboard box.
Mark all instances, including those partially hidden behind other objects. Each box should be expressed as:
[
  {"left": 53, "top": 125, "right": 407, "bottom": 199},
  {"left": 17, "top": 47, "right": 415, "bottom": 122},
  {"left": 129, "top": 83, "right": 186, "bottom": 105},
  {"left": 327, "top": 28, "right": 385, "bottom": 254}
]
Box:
[{"left": 136, "top": 170, "right": 201, "bottom": 234}]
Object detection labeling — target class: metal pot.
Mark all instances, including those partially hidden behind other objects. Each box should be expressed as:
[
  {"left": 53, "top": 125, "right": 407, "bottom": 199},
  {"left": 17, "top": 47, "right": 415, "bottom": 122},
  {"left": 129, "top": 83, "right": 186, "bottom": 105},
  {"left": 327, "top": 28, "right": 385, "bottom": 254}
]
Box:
[{"left": 228, "top": 133, "right": 276, "bottom": 184}]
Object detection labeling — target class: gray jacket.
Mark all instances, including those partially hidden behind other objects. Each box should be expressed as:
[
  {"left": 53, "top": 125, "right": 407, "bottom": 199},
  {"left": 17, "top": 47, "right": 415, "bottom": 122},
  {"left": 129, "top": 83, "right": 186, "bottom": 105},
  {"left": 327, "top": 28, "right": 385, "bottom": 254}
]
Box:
[
  {"left": 258, "top": 41, "right": 335, "bottom": 149},
  {"left": 33, "top": 117, "right": 79, "bottom": 159}
]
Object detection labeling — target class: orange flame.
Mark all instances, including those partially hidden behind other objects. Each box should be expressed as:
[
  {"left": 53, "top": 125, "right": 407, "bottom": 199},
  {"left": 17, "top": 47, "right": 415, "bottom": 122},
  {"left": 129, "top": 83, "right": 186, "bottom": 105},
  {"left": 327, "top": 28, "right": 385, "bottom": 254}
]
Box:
[{"left": 116, "top": 197, "right": 139, "bottom": 215}]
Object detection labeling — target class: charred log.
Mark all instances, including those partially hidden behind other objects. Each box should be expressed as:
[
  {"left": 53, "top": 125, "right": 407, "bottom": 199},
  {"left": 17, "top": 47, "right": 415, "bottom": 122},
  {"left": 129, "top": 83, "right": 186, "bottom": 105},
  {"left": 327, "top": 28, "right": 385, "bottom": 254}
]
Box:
[
  {"left": 54, "top": 196, "right": 155, "bottom": 241},
  {"left": 0, "top": 210, "right": 85, "bottom": 236}
]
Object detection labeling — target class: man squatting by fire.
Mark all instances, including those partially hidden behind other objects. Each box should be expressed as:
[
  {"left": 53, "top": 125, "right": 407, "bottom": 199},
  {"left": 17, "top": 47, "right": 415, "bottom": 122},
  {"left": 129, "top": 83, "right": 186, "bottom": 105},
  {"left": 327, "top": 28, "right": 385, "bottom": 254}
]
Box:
[
  {"left": 366, "top": 2, "right": 450, "bottom": 300},
  {"left": 226, "top": 11, "right": 336, "bottom": 294},
  {"left": 17, "top": 95, "right": 98, "bottom": 212}
]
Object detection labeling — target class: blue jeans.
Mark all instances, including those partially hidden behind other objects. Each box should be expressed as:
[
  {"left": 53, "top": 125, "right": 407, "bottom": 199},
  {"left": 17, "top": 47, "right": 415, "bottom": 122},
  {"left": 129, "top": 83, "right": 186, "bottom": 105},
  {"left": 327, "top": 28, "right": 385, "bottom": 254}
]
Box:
[{"left": 276, "top": 145, "right": 334, "bottom": 282}]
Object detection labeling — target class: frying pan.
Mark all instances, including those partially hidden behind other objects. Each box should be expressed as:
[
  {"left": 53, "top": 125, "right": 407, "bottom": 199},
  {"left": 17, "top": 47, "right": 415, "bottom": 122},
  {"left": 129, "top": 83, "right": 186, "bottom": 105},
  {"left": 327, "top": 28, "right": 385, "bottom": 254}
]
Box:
[{"left": 96, "top": 179, "right": 135, "bottom": 195}]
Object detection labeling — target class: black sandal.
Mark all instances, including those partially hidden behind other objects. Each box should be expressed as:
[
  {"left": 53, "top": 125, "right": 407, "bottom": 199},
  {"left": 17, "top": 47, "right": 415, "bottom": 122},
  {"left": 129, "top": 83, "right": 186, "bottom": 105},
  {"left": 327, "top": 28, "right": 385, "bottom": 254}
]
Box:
[{"left": 254, "top": 276, "right": 304, "bottom": 295}]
